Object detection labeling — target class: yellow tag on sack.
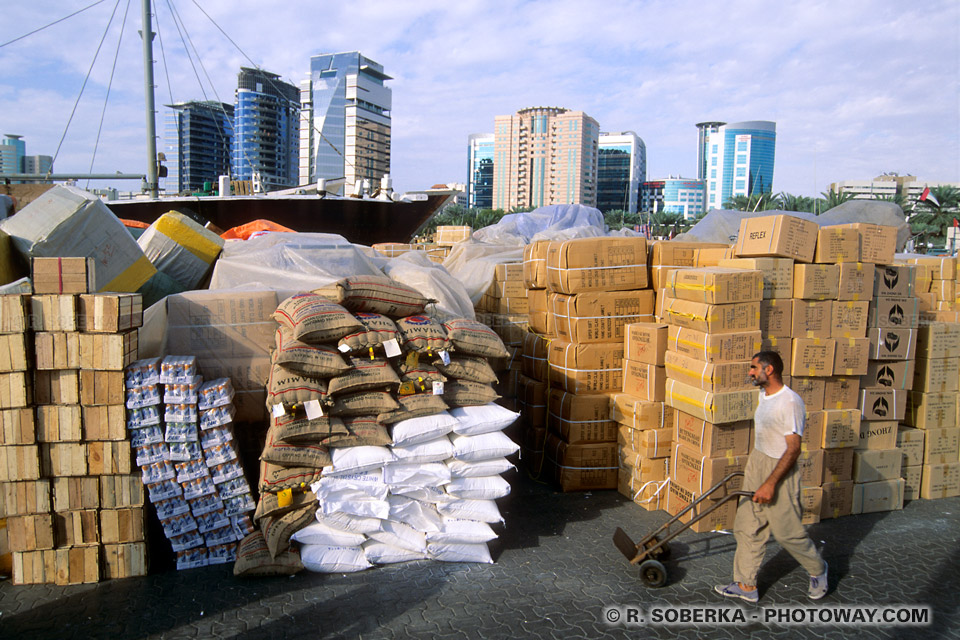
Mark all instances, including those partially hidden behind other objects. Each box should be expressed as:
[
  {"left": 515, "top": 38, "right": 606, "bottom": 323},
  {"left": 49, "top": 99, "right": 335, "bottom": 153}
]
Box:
[{"left": 277, "top": 488, "right": 293, "bottom": 508}]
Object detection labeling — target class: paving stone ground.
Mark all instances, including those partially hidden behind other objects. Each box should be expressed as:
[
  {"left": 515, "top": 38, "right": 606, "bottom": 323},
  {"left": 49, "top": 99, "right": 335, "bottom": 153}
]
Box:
[{"left": 1, "top": 471, "right": 958, "bottom": 639}]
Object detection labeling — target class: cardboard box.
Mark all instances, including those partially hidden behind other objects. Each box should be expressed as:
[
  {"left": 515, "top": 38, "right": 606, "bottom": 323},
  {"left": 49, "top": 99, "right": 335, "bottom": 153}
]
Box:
[
  {"left": 625, "top": 322, "right": 669, "bottom": 365},
  {"left": 818, "top": 409, "right": 861, "bottom": 449},
  {"left": 920, "top": 462, "right": 960, "bottom": 499},
  {"left": 874, "top": 264, "right": 915, "bottom": 298},
  {"left": 486, "top": 279, "right": 527, "bottom": 299},
  {"left": 0, "top": 480, "right": 51, "bottom": 517},
  {"left": 791, "top": 338, "right": 836, "bottom": 378},
  {"left": 760, "top": 299, "right": 792, "bottom": 338},
  {"left": 0, "top": 371, "right": 32, "bottom": 408},
  {"left": 733, "top": 214, "right": 819, "bottom": 262},
  {"left": 77, "top": 293, "right": 143, "bottom": 332},
  {"left": 547, "top": 390, "right": 616, "bottom": 444},
  {"left": 861, "top": 360, "right": 914, "bottom": 391},
  {"left": 820, "top": 480, "right": 854, "bottom": 519},
  {"left": 649, "top": 241, "right": 731, "bottom": 290},
  {"left": 666, "top": 481, "right": 739, "bottom": 533},
  {"left": 791, "top": 377, "right": 826, "bottom": 412},
  {"left": 78, "top": 331, "right": 138, "bottom": 371},
  {"left": 836, "top": 263, "right": 876, "bottom": 301},
  {"left": 790, "top": 300, "right": 832, "bottom": 338},
  {"left": 521, "top": 332, "right": 549, "bottom": 381},
  {"left": 832, "top": 338, "right": 869, "bottom": 375},
  {"left": 852, "top": 478, "right": 905, "bottom": 514},
  {"left": 0, "top": 408, "right": 35, "bottom": 445},
  {"left": 793, "top": 264, "right": 840, "bottom": 300},
  {"left": 760, "top": 337, "right": 793, "bottom": 366},
  {"left": 621, "top": 361, "right": 666, "bottom": 402},
  {"left": 664, "top": 379, "right": 759, "bottom": 424},
  {"left": 901, "top": 255, "right": 957, "bottom": 280},
  {"left": 823, "top": 376, "right": 860, "bottom": 410},
  {"left": 661, "top": 298, "right": 760, "bottom": 334},
  {"left": 31, "top": 257, "right": 96, "bottom": 294},
  {"left": 921, "top": 427, "right": 960, "bottom": 465},
  {"left": 859, "top": 388, "right": 907, "bottom": 421},
  {"left": 833, "top": 223, "right": 898, "bottom": 265},
  {"left": 901, "top": 465, "right": 922, "bottom": 501},
  {"left": 619, "top": 469, "right": 669, "bottom": 511},
  {"left": 54, "top": 509, "right": 100, "bottom": 547},
  {"left": 856, "top": 420, "right": 898, "bottom": 450},
  {"left": 100, "top": 507, "right": 146, "bottom": 544},
  {"left": 550, "top": 290, "right": 655, "bottom": 344},
  {"left": 78, "top": 370, "right": 125, "bottom": 406},
  {"left": 867, "top": 328, "right": 917, "bottom": 361},
  {"left": 31, "top": 295, "right": 76, "bottom": 332},
  {"left": 869, "top": 297, "right": 919, "bottom": 329},
  {"left": 34, "top": 370, "right": 79, "bottom": 405},
  {"left": 672, "top": 410, "right": 751, "bottom": 457},
  {"left": 34, "top": 332, "right": 80, "bottom": 370},
  {"left": 830, "top": 302, "right": 869, "bottom": 339},
  {"left": 665, "top": 267, "right": 763, "bottom": 305},
  {"left": 906, "top": 391, "right": 957, "bottom": 429},
  {"left": 798, "top": 449, "right": 824, "bottom": 486},
  {"left": 522, "top": 241, "right": 550, "bottom": 289},
  {"left": 897, "top": 427, "right": 925, "bottom": 467},
  {"left": 814, "top": 226, "right": 860, "bottom": 263},
  {"left": 671, "top": 442, "right": 748, "bottom": 496},
  {"left": 433, "top": 225, "right": 472, "bottom": 244},
  {"left": 52, "top": 477, "right": 99, "bottom": 512},
  {"left": 718, "top": 257, "right": 794, "bottom": 299},
  {"left": 664, "top": 351, "right": 752, "bottom": 393},
  {"left": 0, "top": 295, "right": 30, "bottom": 334},
  {"left": 800, "top": 486, "right": 823, "bottom": 525},
  {"left": 40, "top": 443, "right": 87, "bottom": 477},
  {"left": 480, "top": 295, "right": 528, "bottom": 315},
  {"left": 667, "top": 326, "right": 762, "bottom": 364},
  {"left": 544, "top": 433, "right": 618, "bottom": 491},
  {"left": 0, "top": 332, "right": 29, "bottom": 371},
  {"left": 548, "top": 340, "right": 623, "bottom": 393},
  {"left": 619, "top": 447, "right": 671, "bottom": 478},
  {"left": 917, "top": 323, "right": 960, "bottom": 358},
  {"left": 82, "top": 405, "right": 126, "bottom": 441},
  {"left": 7, "top": 513, "right": 55, "bottom": 551},
  {"left": 822, "top": 447, "right": 855, "bottom": 483},
  {"left": 609, "top": 393, "right": 674, "bottom": 430},
  {"left": 618, "top": 425, "right": 672, "bottom": 459},
  {"left": 853, "top": 449, "right": 903, "bottom": 483},
  {"left": 36, "top": 405, "right": 82, "bottom": 443},
  {"left": 802, "top": 413, "right": 824, "bottom": 451},
  {"left": 545, "top": 236, "right": 648, "bottom": 294},
  {"left": 481, "top": 313, "right": 529, "bottom": 347}
]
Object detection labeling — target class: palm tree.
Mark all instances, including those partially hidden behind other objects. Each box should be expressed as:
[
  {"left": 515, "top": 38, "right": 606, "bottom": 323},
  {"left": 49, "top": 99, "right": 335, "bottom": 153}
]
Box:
[
  {"left": 909, "top": 186, "right": 960, "bottom": 252},
  {"left": 777, "top": 192, "right": 816, "bottom": 213},
  {"left": 723, "top": 192, "right": 779, "bottom": 212},
  {"left": 817, "top": 190, "right": 856, "bottom": 214}
]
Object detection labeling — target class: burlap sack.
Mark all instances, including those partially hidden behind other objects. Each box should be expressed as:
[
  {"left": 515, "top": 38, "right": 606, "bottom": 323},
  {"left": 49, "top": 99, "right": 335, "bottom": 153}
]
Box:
[
  {"left": 443, "top": 381, "right": 500, "bottom": 408},
  {"left": 266, "top": 364, "right": 329, "bottom": 408},
  {"left": 274, "top": 293, "right": 362, "bottom": 344},
  {"left": 234, "top": 530, "right": 303, "bottom": 577},
  {"left": 272, "top": 325, "right": 350, "bottom": 378},
  {"left": 327, "top": 356, "right": 401, "bottom": 397},
  {"left": 337, "top": 312, "right": 402, "bottom": 354},
  {"left": 260, "top": 503, "right": 316, "bottom": 558},
  {"left": 260, "top": 424, "right": 332, "bottom": 469},
  {"left": 329, "top": 390, "right": 399, "bottom": 417},
  {"left": 377, "top": 393, "right": 450, "bottom": 424},
  {"left": 435, "top": 355, "right": 498, "bottom": 384},
  {"left": 396, "top": 315, "right": 452, "bottom": 354},
  {"left": 258, "top": 461, "right": 322, "bottom": 494},
  {"left": 317, "top": 275, "right": 431, "bottom": 317},
  {"left": 254, "top": 488, "right": 316, "bottom": 522},
  {"left": 271, "top": 413, "right": 347, "bottom": 444},
  {"left": 397, "top": 361, "right": 448, "bottom": 385},
  {"left": 324, "top": 416, "right": 391, "bottom": 448},
  {"left": 443, "top": 318, "right": 510, "bottom": 359}
]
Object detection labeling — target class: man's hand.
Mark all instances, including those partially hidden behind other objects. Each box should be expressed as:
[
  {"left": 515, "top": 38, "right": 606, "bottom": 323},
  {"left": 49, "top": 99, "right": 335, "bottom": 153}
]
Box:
[{"left": 752, "top": 481, "right": 775, "bottom": 504}]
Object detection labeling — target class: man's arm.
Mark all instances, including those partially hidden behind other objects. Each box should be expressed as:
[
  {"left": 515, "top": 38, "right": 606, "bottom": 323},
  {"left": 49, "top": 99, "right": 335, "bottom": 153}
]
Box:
[{"left": 752, "top": 433, "right": 801, "bottom": 504}]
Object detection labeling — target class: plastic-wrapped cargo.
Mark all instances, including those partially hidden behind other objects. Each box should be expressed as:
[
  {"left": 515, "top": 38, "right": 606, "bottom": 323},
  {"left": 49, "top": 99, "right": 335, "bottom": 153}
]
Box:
[
  {"left": 0, "top": 185, "right": 156, "bottom": 292},
  {"left": 137, "top": 212, "right": 225, "bottom": 290}
]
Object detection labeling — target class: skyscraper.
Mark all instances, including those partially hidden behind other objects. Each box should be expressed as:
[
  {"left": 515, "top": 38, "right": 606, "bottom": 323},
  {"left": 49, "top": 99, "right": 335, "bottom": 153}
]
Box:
[
  {"left": 232, "top": 68, "right": 300, "bottom": 191},
  {"left": 492, "top": 107, "right": 599, "bottom": 211},
  {"left": 597, "top": 131, "right": 646, "bottom": 214},
  {"left": 703, "top": 120, "right": 776, "bottom": 210},
  {"left": 641, "top": 177, "right": 707, "bottom": 219},
  {"left": 467, "top": 133, "right": 494, "bottom": 210},
  {"left": 299, "top": 52, "right": 392, "bottom": 193},
  {"left": 164, "top": 101, "right": 234, "bottom": 194},
  {"left": 0, "top": 135, "right": 26, "bottom": 178},
  {"left": 695, "top": 121, "right": 724, "bottom": 181}
]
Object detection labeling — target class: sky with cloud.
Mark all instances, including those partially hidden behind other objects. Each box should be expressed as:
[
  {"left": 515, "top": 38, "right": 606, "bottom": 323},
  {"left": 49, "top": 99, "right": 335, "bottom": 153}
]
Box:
[{"left": 1, "top": 0, "right": 957, "bottom": 198}]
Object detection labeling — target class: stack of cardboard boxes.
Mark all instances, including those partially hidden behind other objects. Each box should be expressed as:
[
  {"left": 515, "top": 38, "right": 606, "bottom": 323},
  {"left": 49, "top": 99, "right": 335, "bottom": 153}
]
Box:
[{"left": 476, "top": 263, "right": 527, "bottom": 420}]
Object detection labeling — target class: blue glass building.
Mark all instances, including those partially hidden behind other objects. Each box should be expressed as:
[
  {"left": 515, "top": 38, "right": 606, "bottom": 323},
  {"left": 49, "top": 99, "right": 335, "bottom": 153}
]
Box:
[
  {"left": 642, "top": 177, "right": 707, "bottom": 219},
  {"left": 232, "top": 68, "right": 300, "bottom": 191},
  {"left": 704, "top": 120, "right": 776, "bottom": 209},
  {"left": 164, "top": 101, "right": 234, "bottom": 194},
  {"left": 597, "top": 132, "right": 646, "bottom": 214},
  {"left": 467, "top": 133, "right": 494, "bottom": 209}
]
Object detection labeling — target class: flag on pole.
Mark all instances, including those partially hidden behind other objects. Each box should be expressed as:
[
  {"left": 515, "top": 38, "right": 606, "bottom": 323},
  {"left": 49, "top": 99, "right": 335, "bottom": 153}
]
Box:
[{"left": 920, "top": 187, "right": 941, "bottom": 207}]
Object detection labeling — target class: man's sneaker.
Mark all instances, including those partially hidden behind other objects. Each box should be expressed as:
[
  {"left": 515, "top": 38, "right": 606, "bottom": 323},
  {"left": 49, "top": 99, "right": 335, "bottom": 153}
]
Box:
[
  {"left": 809, "top": 561, "right": 828, "bottom": 600},
  {"left": 715, "top": 582, "right": 759, "bottom": 603}
]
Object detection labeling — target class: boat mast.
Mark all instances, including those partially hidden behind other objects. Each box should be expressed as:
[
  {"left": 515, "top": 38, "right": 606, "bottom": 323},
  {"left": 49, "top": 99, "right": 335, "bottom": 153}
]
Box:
[{"left": 141, "top": 0, "right": 158, "bottom": 198}]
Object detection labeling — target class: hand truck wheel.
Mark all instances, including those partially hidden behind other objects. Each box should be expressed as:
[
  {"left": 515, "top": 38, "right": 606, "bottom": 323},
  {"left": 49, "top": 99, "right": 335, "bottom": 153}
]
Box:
[
  {"left": 646, "top": 538, "right": 671, "bottom": 561},
  {"left": 639, "top": 559, "right": 667, "bottom": 588}
]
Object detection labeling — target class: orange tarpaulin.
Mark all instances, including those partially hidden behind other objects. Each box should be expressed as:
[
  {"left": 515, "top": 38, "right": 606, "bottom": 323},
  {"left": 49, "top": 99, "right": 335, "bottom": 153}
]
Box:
[
  {"left": 120, "top": 218, "right": 150, "bottom": 229},
  {"left": 220, "top": 220, "right": 296, "bottom": 240}
]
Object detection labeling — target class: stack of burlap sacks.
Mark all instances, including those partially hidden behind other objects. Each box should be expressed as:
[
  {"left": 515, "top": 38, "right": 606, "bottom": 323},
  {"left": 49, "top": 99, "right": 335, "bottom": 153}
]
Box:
[{"left": 236, "top": 276, "right": 519, "bottom": 576}]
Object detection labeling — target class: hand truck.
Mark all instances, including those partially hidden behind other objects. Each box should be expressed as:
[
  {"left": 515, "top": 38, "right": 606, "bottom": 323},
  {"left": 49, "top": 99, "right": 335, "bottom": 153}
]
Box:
[{"left": 613, "top": 472, "right": 754, "bottom": 588}]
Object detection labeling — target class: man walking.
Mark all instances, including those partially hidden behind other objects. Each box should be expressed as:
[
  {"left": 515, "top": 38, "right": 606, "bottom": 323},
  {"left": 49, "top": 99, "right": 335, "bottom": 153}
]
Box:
[{"left": 715, "top": 351, "right": 828, "bottom": 603}]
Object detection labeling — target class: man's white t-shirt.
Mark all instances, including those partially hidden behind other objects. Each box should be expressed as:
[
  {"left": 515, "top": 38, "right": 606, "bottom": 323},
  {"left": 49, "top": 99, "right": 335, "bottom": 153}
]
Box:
[{"left": 754, "top": 385, "right": 806, "bottom": 458}]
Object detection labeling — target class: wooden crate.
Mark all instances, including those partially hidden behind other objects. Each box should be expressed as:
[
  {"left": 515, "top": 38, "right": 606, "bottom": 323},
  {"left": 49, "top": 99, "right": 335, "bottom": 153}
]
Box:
[
  {"left": 78, "top": 332, "right": 138, "bottom": 370},
  {"left": 82, "top": 405, "right": 126, "bottom": 441},
  {"left": 12, "top": 549, "right": 56, "bottom": 584},
  {"left": 0, "top": 407, "right": 35, "bottom": 445},
  {"left": 99, "top": 507, "right": 145, "bottom": 544},
  {"left": 36, "top": 405, "right": 83, "bottom": 442},
  {"left": 31, "top": 257, "right": 95, "bottom": 295},
  {"left": 0, "top": 444, "right": 41, "bottom": 481},
  {"left": 87, "top": 441, "right": 132, "bottom": 475},
  {"left": 101, "top": 542, "right": 148, "bottom": 579},
  {"left": 0, "top": 480, "right": 51, "bottom": 517},
  {"left": 7, "top": 513, "right": 55, "bottom": 551},
  {"left": 0, "top": 332, "right": 30, "bottom": 371},
  {"left": 30, "top": 295, "right": 77, "bottom": 332},
  {"left": 0, "top": 371, "right": 32, "bottom": 408},
  {"left": 79, "top": 370, "right": 125, "bottom": 406},
  {"left": 0, "top": 295, "right": 30, "bottom": 334},
  {"left": 52, "top": 476, "right": 99, "bottom": 511},
  {"left": 40, "top": 442, "right": 87, "bottom": 477},
  {"left": 34, "top": 332, "right": 80, "bottom": 370},
  {"left": 54, "top": 509, "right": 100, "bottom": 547},
  {"left": 34, "top": 370, "right": 80, "bottom": 405},
  {"left": 78, "top": 294, "right": 143, "bottom": 333},
  {"left": 55, "top": 546, "right": 100, "bottom": 585},
  {"left": 99, "top": 474, "right": 144, "bottom": 509}
]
